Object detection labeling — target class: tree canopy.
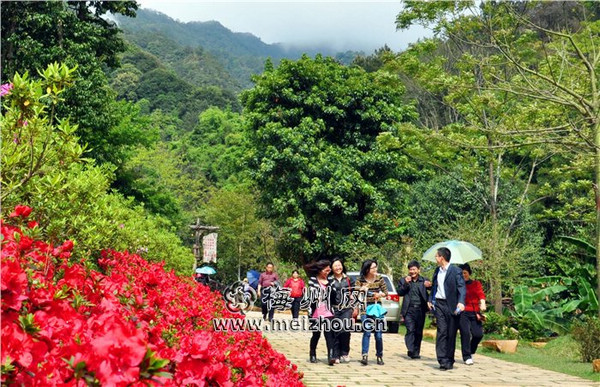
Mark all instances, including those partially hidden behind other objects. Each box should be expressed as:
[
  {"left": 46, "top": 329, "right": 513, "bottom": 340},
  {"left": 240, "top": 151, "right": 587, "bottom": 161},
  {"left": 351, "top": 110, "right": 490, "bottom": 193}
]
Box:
[{"left": 242, "top": 55, "right": 424, "bottom": 263}]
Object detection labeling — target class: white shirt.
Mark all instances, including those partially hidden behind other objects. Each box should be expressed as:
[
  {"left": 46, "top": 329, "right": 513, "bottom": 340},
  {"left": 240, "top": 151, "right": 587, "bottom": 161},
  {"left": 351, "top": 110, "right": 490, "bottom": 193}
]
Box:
[{"left": 435, "top": 262, "right": 450, "bottom": 300}]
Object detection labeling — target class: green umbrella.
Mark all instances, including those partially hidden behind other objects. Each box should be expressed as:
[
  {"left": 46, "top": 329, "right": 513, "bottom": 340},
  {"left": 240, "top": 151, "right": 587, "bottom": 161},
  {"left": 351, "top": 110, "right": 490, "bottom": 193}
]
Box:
[
  {"left": 422, "top": 240, "right": 483, "bottom": 264},
  {"left": 196, "top": 266, "right": 216, "bottom": 275}
]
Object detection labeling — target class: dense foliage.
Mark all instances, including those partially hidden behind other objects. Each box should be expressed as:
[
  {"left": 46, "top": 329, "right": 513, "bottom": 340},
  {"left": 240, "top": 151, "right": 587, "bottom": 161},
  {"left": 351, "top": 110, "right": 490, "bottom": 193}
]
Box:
[
  {"left": 0, "top": 1, "right": 147, "bottom": 167},
  {"left": 242, "top": 55, "right": 423, "bottom": 263},
  {"left": 1, "top": 65, "right": 193, "bottom": 273},
  {"left": 1, "top": 207, "right": 303, "bottom": 385}
]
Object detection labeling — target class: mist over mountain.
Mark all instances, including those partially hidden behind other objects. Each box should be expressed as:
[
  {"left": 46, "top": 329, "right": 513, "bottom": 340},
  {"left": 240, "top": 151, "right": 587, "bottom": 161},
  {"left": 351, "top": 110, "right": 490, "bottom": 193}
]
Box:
[{"left": 114, "top": 9, "right": 361, "bottom": 88}]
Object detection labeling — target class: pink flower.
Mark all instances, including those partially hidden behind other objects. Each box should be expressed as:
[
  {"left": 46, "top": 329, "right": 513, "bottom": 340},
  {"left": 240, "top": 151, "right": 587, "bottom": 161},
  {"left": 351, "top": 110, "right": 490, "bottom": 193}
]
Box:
[{"left": 0, "top": 83, "right": 13, "bottom": 97}]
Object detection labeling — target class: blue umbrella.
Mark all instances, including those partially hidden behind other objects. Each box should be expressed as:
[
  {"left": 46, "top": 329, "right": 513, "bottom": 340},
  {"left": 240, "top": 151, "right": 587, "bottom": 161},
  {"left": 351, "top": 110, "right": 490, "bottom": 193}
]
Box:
[
  {"left": 196, "top": 266, "right": 216, "bottom": 275},
  {"left": 246, "top": 270, "right": 260, "bottom": 290}
]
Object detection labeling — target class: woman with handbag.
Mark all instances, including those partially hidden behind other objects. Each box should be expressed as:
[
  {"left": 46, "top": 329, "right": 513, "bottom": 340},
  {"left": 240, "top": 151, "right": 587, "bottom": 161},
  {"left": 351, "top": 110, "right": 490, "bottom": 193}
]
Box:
[
  {"left": 355, "top": 259, "right": 388, "bottom": 366},
  {"left": 458, "top": 263, "right": 486, "bottom": 365},
  {"left": 329, "top": 257, "right": 355, "bottom": 363},
  {"left": 304, "top": 259, "right": 336, "bottom": 365}
]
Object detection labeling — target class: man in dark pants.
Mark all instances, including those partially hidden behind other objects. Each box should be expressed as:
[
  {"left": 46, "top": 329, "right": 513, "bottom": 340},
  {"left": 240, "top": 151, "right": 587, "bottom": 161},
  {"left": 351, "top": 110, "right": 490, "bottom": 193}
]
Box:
[
  {"left": 427, "top": 247, "right": 466, "bottom": 370},
  {"left": 258, "top": 262, "right": 279, "bottom": 321},
  {"left": 397, "top": 260, "right": 431, "bottom": 359}
]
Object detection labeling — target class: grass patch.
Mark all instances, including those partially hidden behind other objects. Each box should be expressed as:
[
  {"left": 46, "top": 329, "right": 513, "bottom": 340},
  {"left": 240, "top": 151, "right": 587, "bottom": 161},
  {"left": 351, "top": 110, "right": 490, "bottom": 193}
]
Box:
[
  {"left": 479, "top": 335, "right": 598, "bottom": 381},
  {"left": 398, "top": 320, "right": 597, "bottom": 381}
]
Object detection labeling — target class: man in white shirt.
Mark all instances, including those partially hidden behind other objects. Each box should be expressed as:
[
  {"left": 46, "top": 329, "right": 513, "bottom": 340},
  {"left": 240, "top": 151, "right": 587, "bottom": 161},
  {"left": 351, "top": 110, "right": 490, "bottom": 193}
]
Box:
[{"left": 427, "top": 247, "right": 466, "bottom": 370}]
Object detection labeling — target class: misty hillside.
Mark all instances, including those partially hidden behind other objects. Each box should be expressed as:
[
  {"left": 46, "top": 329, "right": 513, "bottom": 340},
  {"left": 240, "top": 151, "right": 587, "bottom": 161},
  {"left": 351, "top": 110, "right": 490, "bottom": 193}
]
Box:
[
  {"left": 115, "top": 8, "right": 361, "bottom": 88},
  {"left": 115, "top": 8, "right": 295, "bottom": 88}
]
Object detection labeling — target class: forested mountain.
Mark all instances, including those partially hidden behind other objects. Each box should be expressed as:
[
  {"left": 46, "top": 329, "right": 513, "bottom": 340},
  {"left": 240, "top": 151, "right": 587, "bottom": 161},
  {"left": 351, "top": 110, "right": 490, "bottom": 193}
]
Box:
[
  {"left": 114, "top": 9, "right": 299, "bottom": 88},
  {"left": 110, "top": 42, "right": 242, "bottom": 129}
]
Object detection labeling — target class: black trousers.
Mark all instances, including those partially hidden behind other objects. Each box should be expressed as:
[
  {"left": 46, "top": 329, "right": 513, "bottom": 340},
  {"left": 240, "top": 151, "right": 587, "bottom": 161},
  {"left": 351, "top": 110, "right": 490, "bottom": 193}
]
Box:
[
  {"left": 291, "top": 297, "right": 302, "bottom": 319},
  {"left": 459, "top": 311, "right": 484, "bottom": 360},
  {"left": 404, "top": 305, "right": 426, "bottom": 356},
  {"left": 309, "top": 317, "right": 335, "bottom": 359},
  {"left": 434, "top": 299, "right": 460, "bottom": 366},
  {"left": 334, "top": 308, "right": 353, "bottom": 357},
  {"left": 261, "top": 287, "right": 275, "bottom": 320}
]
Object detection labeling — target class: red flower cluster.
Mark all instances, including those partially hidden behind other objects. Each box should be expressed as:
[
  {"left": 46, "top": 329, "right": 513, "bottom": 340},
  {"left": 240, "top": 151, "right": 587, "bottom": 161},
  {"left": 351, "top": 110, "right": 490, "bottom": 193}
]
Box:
[{"left": 1, "top": 206, "right": 303, "bottom": 386}]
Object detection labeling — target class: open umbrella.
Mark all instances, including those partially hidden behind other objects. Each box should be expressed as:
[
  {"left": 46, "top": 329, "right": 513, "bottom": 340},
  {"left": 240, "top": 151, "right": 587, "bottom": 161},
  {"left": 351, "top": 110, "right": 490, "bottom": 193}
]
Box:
[
  {"left": 196, "top": 266, "right": 216, "bottom": 275},
  {"left": 422, "top": 240, "right": 483, "bottom": 264},
  {"left": 246, "top": 270, "right": 260, "bottom": 290}
]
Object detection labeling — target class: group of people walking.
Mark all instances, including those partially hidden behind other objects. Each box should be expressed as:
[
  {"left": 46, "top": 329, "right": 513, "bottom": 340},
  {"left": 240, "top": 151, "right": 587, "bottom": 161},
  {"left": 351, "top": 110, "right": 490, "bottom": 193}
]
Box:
[
  {"left": 301, "top": 258, "right": 390, "bottom": 365},
  {"left": 304, "top": 257, "right": 358, "bottom": 365},
  {"left": 397, "top": 248, "right": 486, "bottom": 369},
  {"left": 257, "top": 247, "right": 486, "bottom": 369}
]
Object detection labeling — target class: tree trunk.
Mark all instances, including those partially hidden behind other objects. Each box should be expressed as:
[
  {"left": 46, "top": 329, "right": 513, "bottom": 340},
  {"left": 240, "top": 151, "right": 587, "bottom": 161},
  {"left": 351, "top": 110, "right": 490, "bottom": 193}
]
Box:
[
  {"left": 595, "top": 119, "right": 600, "bottom": 318},
  {"left": 488, "top": 145, "right": 503, "bottom": 314},
  {"left": 491, "top": 219, "right": 503, "bottom": 314}
]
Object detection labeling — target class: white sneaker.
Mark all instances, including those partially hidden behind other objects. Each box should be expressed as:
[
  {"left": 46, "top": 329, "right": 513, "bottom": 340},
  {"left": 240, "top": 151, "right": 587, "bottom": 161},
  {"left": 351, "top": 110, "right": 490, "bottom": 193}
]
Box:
[
  {"left": 465, "top": 358, "right": 474, "bottom": 365},
  {"left": 341, "top": 355, "right": 350, "bottom": 363}
]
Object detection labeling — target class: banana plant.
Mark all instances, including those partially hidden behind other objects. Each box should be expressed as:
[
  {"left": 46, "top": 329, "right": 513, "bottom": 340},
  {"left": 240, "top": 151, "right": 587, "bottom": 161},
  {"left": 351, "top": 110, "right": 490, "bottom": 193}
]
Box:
[
  {"left": 556, "top": 236, "right": 599, "bottom": 315},
  {"left": 508, "top": 235, "right": 599, "bottom": 337},
  {"left": 511, "top": 283, "right": 571, "bottom": 335}
]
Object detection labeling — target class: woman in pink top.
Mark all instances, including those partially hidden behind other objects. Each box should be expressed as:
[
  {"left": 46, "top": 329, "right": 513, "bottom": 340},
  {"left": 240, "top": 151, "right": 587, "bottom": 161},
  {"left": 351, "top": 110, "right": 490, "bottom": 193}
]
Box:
[
  {"left": 304, "top": 260, "right": 335, "bottom": 365},
  {"left": 284, "top": 270, "right": 306, "bottom": 319}
]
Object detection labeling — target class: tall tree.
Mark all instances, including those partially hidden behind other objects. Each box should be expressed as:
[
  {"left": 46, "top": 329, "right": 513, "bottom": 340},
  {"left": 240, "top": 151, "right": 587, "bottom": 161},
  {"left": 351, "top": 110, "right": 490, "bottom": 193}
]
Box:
[
  {"left": 397, "top": 0, "right": 600, "bottom": 314},
  {"left": 201, "top": 187, "right": 277, "bottom": 281},
  {"left": 1, "top": 1, "right": 141, "bottom": 166},
  {"left": 242, "top": 55, "right": 423, "bottom": 263}
]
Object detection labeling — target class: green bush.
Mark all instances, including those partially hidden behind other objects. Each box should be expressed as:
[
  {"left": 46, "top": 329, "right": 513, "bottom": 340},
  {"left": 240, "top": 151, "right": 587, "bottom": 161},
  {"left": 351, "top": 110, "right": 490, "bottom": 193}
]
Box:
[
  {"left": 511, "top": 315, "right": 550, "bottom": 341},
  {"left": 572, "top": 317, "right": 600, "bottom": 362},
  {"left": 2, "top": 63, "right": 194, "bottom": 275},
  {"left": 483, "top": 311, "right": 551, "bottom": 340},
  {"left": 483, "top": 311, "right": 508, "bottom": 335}
]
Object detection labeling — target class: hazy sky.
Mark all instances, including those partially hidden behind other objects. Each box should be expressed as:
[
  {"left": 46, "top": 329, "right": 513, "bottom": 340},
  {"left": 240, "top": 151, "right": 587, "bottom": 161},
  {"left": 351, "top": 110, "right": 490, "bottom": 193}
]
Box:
[{"left": 137, "top": 1, "right": 432, "bottom": 53}]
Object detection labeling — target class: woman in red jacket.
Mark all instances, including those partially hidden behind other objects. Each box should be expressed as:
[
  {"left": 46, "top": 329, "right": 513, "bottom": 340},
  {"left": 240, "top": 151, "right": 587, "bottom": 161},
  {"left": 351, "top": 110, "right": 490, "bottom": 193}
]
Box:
[
  {"left": 284, "top": 270, "right": 306, "bottom": 319},
  {"left": 458, "top": 263, "right": 486, "bottom": 365}
]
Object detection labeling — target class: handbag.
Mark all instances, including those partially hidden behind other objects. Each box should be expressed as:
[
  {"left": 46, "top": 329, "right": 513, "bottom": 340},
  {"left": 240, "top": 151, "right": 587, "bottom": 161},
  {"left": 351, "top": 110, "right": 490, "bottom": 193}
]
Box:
[
  {"left": 476, "top": 312, "right": 486, "bottom": 322},
  {"left": 366, "top": 303, "right": 387, "bottom": 318}
]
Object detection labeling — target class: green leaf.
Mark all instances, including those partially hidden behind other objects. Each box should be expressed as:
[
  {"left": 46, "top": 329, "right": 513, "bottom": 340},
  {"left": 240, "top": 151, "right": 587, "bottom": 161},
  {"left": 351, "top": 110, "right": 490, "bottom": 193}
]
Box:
[
  {"left": 531, "top": 285, "right": 567, "bottom": 303},
  {"left": 513, "top": 285, "right": 533, "bottom": 314}
]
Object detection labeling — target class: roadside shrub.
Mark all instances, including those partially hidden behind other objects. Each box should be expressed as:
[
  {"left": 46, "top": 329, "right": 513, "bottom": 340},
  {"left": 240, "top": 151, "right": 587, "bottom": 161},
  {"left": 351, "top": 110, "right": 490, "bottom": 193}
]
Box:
[
  {"left": 483, "top": 311, "right": 508, "bottom": 335},
  {"left": 511, "top": 315, "right": 551, "bottom": 341},
  {"left": 1, "top": 207, "right": 303, "bottom": 385},
  {"left": 572, "top": 316, "right": 600, "bottom": 362},
  {"left": 483, "top": 311, "right": 549, "bottom": 340}
]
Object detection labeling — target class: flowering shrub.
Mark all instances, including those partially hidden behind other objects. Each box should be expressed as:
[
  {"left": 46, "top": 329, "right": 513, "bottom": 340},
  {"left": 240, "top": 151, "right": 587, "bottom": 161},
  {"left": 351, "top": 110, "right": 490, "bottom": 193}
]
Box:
[
  {"left": 1, "top": 206, "right": 303, "bottom": 386},
  {"left": 2, "top": 64, "right": 194, "bottom": 275}
]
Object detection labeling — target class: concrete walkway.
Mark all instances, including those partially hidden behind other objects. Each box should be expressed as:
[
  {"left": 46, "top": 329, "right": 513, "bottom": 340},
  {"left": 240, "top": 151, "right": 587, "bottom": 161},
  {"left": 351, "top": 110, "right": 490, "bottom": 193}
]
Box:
[{"left": 248, "top": 312, "right": 598, "bottom": 386}]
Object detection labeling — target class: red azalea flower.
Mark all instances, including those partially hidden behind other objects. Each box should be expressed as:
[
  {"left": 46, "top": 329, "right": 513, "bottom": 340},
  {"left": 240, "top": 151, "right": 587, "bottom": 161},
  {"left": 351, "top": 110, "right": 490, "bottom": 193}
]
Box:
[
  {"left": 61, "top": 240, "right": 74, "bottom": 251},
  {"left": 9, "top": 205, "right": 32, "bottom": 218},
  {"left": 27, "top": 221, "right": 38, "bottom": 229},
  {"left": 1, "top": 213, "right": 303, "bottom": 386},
  {"left": 1, "top": 258, "right": 29, "bottom": 311}
]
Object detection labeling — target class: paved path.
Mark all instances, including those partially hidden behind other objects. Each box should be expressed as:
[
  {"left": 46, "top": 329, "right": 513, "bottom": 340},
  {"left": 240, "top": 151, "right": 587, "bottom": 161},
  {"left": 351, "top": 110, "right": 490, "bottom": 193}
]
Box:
[{"left": 249, "top": 312, "right": 598, "bottom": 387}]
